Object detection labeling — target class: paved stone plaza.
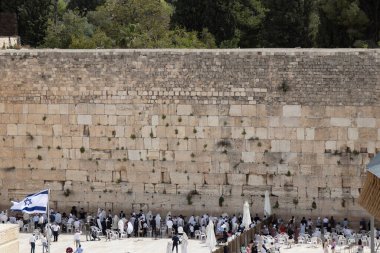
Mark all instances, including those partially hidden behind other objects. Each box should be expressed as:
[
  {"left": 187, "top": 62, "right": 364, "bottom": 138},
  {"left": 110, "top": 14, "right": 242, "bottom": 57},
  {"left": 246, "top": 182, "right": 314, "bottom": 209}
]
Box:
[{"left": 18, "top": 233, "right": 373, "bottom": 253}]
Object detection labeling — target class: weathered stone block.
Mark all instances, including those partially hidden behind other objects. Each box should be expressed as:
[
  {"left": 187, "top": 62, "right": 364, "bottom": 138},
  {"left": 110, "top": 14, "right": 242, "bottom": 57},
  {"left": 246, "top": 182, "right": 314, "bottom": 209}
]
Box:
[
  {"left": 177, "top": 105, "right": 192, "bottom": 115},
  {"left": 283, "top": 105, "right": 301, "bottom": 117}
]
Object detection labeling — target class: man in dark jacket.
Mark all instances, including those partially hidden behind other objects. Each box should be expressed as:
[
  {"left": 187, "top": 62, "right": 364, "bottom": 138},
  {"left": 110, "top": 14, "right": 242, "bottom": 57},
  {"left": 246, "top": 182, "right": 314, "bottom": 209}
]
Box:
[{"left": 172, "top": 234, "right": 180, "bottom": 253}]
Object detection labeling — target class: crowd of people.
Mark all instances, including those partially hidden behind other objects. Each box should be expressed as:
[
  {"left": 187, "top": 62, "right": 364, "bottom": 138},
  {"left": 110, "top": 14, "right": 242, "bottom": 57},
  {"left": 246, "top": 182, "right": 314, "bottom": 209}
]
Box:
[{"left": 0, "top": 208, "right": 379, "bottom": 253}]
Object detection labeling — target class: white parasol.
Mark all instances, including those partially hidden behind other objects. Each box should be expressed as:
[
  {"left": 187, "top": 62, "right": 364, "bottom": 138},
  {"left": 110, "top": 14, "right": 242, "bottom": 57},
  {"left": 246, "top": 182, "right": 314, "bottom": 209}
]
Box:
[
  {"left": 264, "top": 190, "right": 272, "bottom": 217},
  {"left": 205, "top": 220, "right": 217, "bottom": 251},
  {"left": 242, "top": 201, "right": 251, "bottom": 229}
]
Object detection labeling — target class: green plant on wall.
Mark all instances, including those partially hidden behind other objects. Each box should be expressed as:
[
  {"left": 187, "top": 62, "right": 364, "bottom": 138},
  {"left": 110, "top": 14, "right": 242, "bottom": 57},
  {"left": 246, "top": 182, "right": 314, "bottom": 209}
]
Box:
[
  {"left": 219, "top": 196, "right": 224, "bottom": 207},
  {"left": 186, "top": 190, "right": 199, "bottom": 205}
]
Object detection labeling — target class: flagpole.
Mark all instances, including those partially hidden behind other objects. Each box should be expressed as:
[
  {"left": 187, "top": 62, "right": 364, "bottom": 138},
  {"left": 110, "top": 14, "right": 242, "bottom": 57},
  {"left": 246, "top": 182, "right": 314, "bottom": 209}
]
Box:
[{"left": 47, "top": 188, "right": 51, "bottom": 253}]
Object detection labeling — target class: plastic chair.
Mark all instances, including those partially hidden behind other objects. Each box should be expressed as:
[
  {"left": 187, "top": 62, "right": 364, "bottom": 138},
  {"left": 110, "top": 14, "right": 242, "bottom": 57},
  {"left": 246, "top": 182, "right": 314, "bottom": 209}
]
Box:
[
  {"left": 194, "top": 230, "right": 201, "bottom": 239},
  {"left": 66, "top": 223, "right": 73, "bottom": 233}
]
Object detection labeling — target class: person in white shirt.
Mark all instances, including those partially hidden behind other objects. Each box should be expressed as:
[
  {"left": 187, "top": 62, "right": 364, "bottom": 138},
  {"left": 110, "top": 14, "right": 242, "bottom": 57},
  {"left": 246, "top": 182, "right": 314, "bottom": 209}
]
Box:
[
  {"left": 74, "top": 219, "right": 81, "bottom": 230},
  {"left": 29, "top": 233, "right": 36, "bottom": 253},
  {"left": 118, "top": 218, "right": 125, "bottom": 238},
  {"left": 41, "top": 235, "right": 48, "bottom": 253},
  {"left": 74, "top": 230, "right": 82, "bottom": 248},
  {"left": 167, "top": 218, "right": 173, "bottom": 236},
  {"left": 68, "top": 215, "right": 74, "bottom": 225},
  {"left": 51, "top": 223, "right": 60, "bottom": 242}
]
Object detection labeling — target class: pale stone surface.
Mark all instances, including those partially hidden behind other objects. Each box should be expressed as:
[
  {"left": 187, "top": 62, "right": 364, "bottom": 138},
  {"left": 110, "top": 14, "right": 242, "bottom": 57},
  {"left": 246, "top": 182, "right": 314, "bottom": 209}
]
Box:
[
  {"left": 330, "top": 118, "right": 351, "bottom": 127},
  {"left": 0, "top": 49, "right": 378, "bottom": 219},
  {"left": 356, "top": 118, "right": 376, "bottom": 128},
  {"left": 0, "top": 224, "right": 19, "bottom": 253},
  {"left": 19, "top": 233, "right": 209, "bottom": 253},
  {"left": 283, "top": 105, "right": 301, "bottom": 117},
  {"left": 177, "top": 105, "right": 192, "bottom": 115},
  {"left": 77, "top": 115, "right": 92, "bottom": 125}
]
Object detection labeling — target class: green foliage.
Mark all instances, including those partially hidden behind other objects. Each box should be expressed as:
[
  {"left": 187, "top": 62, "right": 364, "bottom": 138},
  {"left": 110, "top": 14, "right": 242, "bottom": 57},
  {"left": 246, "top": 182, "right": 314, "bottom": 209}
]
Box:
[
  {"left": 259, "top": 0, "right": 317, "bottom": 47},
  {"left": 43, "top": 10, "right": 95, "bottom": 48},
  {"left": 318, "top": 0, "right": 369, "bottom": 47},
  {"left": 172, "top": 0, "right": 266, "bottom": 47},
  {"left": 4, "top": 0, "right": 380, "bottom": 48},
  {"left": 186, "top": 190, "right": 199, "bottom": 205},
  {"left": 67, "top": 0, "right": 105, "bottom": 15}
]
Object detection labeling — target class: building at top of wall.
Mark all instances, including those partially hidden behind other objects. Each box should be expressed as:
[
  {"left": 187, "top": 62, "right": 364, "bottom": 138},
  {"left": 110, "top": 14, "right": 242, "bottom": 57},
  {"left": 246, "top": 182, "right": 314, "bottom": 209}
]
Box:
[{"left": 0, "top": 13, "right": 20, "bottom": 49}]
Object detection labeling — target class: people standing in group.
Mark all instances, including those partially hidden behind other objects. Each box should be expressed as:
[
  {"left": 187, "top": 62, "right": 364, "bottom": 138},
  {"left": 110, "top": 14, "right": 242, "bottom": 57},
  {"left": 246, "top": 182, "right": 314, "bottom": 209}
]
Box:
[
  {"left": 29, "top": 233, "right": 36, "bottom": 253},
  {"left": 51, "top": 222, "right": 60, "bottom": 242}
]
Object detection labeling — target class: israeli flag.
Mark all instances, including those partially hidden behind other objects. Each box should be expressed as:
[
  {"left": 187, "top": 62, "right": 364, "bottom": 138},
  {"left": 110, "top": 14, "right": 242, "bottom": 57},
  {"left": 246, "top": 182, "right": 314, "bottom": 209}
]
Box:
[{"left": 10, "top": 189, "right": 49, "bottom": 214}]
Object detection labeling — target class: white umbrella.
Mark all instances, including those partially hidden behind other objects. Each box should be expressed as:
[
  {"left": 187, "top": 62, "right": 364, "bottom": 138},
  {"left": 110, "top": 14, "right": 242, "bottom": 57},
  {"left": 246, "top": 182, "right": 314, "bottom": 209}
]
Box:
[
  {"left": 205, "top": 220, "right": 217, "bottom": 251},
  {"left": 242, "top": 201, "right": 251, "bottom": 229},
  {"left": 264, "top": 190, "right": 272, "bottom": 217}
]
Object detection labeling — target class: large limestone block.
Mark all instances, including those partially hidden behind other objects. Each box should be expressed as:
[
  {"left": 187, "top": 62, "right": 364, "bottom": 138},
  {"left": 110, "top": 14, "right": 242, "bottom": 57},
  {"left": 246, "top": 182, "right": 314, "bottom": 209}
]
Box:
[
  {"left": 305, "top": 128, "right": 315, "bottom": 140},
  {"left": 358, "top": 128, "right": 377, "bottom": 141},
  {"left": 6, "top": 124, "right": 17, "bottom": 135},
  {"left": 227, "top": 173, "right": 246, "bottom": 185},
  {"left": 94, "top": 170, "right": 113, "bottom": 182},
  {"left": 247, "top": 175, "right": 266, "bottom": 186},
  {"left": 207, "top": 116, "right": 219, "bottom": 127},
  {"left": 66, "top": 170, "right": 87, "bottom": 181},
  {"left": 48, "top": 104, "right": 60, "bottom": 114},
  {"left": 177, "top": 105, "right": 192, "bottom": 115},
  {"left": 196, "top": 184, "right": 221, "bottom": 195},
  {"left": 77, "top": 115, "right": 92, "bottom": 125},
  {"left": 271, "top": 140, "right": 290, "bottom": 152},
  {"left": 281, "top": 118, "right": 300, "bottom": 127},
  {"left": 128, "top": 150, "right": 147, "bottom": 161},
  {"left": 242, "top": 105, "right": 256, "bottom": 116},
  {"left": 330, "top": 118, "right": 351, "bottom": 127},
  {"left": 174, "top": 151, "right": 192, "bottom": 162},
  {"left": 0, "top": 224, "right": 19, "bottom": 253},
  {"left": 204, "top": 173, "right": 226, "bottom": 185},
  {"left": 242, "top": 152, "right": 255, "bottom": 162},
  {"left": 356, "top": 118, "right": 376, "bottom": 128},
  {"left": 283, "top": 105, "right": 301, "bottom": 117},
  {"left": 229, "top": 105, "right": 242, "bottom": 116}
]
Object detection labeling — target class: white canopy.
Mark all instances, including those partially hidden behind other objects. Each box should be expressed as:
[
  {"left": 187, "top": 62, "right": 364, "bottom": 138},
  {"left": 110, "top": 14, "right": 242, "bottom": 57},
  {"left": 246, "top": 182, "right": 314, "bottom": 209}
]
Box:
[{"left": 264, "top": 190, "right": 272, "bottom": 217}]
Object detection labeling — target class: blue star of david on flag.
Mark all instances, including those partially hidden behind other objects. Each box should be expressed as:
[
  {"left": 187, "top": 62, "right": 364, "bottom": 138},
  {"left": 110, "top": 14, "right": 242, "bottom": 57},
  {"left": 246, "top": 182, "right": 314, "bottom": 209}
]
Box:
[{"left": 24, "top": 198, "right": 32, "bottom": 206}]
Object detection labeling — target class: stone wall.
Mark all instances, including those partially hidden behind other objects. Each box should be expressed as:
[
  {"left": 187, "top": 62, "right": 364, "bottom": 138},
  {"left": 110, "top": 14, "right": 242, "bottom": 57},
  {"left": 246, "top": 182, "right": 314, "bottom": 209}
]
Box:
[
  {"left": 0, "top": 224, "right": 19, "bottom": 252},
  {"left": 0, "top": 49, "right": 379, "bottom": 218}
]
